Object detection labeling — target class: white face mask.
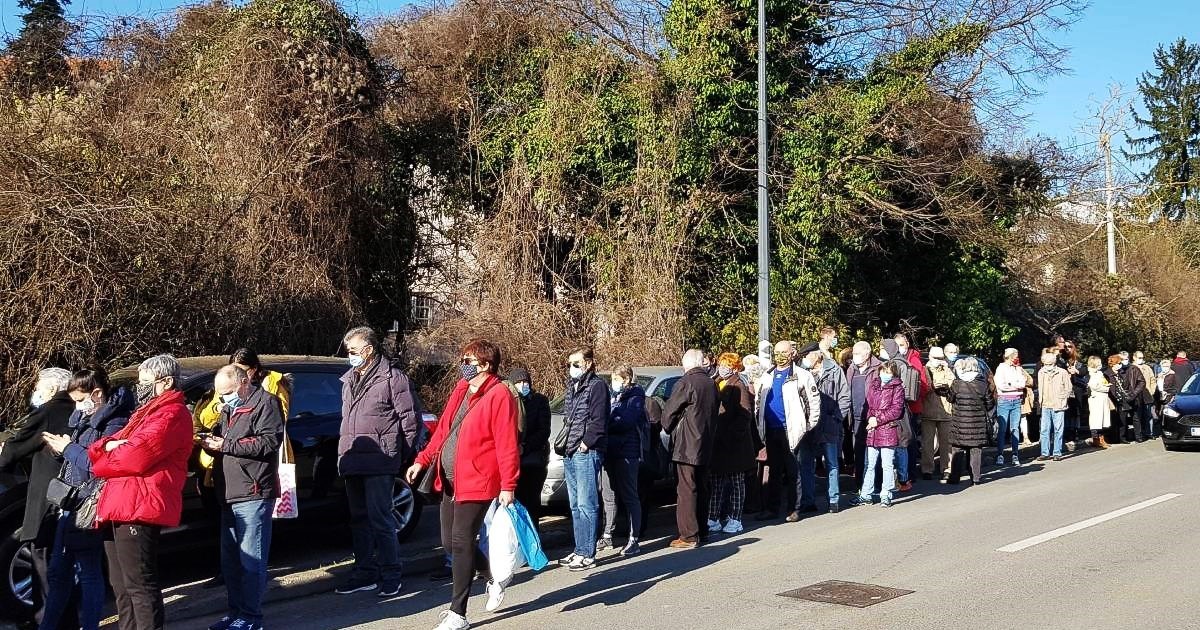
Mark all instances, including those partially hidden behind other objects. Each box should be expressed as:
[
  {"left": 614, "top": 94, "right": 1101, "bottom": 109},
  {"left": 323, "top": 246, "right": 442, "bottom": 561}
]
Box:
[
  {"left": 569, "top": 366, "right": 585, "bottom": 380},
  {"left": 1134, "top": 358, "right": 1145, "bottom": 365},
  {"left": 611, "top": 378, "right": 625, "bottom": 393},
  {"left": 76, "top": 397, "right": 97, "bottom": 415},
  {"left": 30, "top": 390, "right": 47, "bottom": 408},
  {"left": 958, "top": 370, "right": 979, "bottom": 381},
  {"left": 853, "top": 355, "right": 867, "bottom": 367},
  {"left": 897, "top": 344, "right": 909, "bottom": 356}
]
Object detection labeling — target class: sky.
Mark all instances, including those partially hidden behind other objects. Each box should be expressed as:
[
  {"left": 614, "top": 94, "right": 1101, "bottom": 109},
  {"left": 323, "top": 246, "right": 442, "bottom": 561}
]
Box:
[{"left": 1, "top": 0, "right": 1197, "bottom": 164}]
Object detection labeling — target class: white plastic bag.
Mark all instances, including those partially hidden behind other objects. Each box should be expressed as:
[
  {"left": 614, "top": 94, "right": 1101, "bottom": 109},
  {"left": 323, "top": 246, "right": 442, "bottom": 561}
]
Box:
[
  {"left": 273, "top": 438, "right": 299, "bottom": 519},
  {"left": 481, "top": 499, "right": 525, "bottom": 584}
]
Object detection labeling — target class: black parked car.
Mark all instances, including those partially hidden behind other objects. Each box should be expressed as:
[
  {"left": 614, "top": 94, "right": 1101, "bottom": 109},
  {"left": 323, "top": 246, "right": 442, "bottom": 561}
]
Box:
[{"left": 0, "top": 355, "right": 432, "bottom": 617}]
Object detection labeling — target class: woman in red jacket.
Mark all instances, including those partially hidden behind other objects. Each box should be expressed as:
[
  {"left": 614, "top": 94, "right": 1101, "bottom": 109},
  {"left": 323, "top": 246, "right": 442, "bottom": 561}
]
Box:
[
  {"left": 88, "top": 354, "right": 194, "bottom": 630},
  {"left": 406, "top": 339, "right": 520, "bottom": 630}
]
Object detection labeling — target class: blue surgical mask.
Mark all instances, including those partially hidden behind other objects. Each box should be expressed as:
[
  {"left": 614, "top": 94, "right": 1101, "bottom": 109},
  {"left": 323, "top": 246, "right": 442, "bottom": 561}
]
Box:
[
  {"left": 348, "top": 355, "right": 365, "bottom": 368},
  {"left": 880, "top": 374, "right": 894, "bottom": 384},
  {"left": 830, "top": 337, "right": 838, "bottom": 348},
  {"left": 946, "top": 353, "right": 959, "bottom": 364},
  {"left": 220, "top": 392, "right": 242, "bottom": 409},
  {"left": 516, "top": 382, "right": 530, "bottom": 397}
]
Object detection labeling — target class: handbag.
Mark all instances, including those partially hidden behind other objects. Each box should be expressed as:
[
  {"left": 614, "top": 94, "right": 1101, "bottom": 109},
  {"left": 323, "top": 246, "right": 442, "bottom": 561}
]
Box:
[
  {"left": 413, "top": 457, "right": 440, "bottom": 502},
  {"left": 73, "top": 478, "right": 105, "bottom": 530},
  {"left": 272, "top": 436, "right": 299, "bottom": 519},
  {"left": 45, "top": 470, "right": 80, "bottom": 511}
]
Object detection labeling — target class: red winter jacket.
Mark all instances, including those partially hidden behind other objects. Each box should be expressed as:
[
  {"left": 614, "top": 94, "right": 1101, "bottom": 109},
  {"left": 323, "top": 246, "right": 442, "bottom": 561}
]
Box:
[
  {"left": 903, "top": 348, "right": 931, "bottom": 415},
  {"left": 89, "top": 390, "right": 194, "bottom": 527},
  {"left": 416, "top": 375, "right": 520, "bottom": 502}
]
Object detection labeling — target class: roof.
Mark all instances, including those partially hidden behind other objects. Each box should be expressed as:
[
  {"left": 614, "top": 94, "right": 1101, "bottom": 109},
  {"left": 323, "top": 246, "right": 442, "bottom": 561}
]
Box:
[{"left": 110, "top": 354, "right": 347, "bottom": 383}]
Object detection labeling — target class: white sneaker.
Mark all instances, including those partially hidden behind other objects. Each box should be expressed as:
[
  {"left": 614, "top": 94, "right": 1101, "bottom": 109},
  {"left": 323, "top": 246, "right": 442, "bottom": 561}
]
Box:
[
  {"left": 484, "top": 580, "right": 505, "bottom": 613},
  {"left": 1011, "top": 455, "right": 1021, "bottom": 466},
  {"left": 557, "top": 553, "right": 578, "bottom": 566},
  {"left": 433, "top": 610, "right": 470, "bottom": 630},
  {"left": 721, "top": 519, "right": 743, "bottom": 534},
  {"left": 706, "top": 519, "right": 721, "bottom": 531},
  {"left": 994, "top": 455, "right": 1004, "bottom": 466}
]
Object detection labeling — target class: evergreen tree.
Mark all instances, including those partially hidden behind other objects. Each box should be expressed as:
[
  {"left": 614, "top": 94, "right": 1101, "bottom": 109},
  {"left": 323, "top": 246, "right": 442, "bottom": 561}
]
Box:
[
  {"left": 4, "top": 0, "right": 73, "bottom": 96},
  {"left": 1125, "top": 38, "right": 1200, "bottom": 220}
]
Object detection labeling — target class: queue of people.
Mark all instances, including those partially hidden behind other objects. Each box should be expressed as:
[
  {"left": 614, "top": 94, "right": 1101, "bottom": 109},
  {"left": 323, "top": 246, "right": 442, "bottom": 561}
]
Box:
[{"left": 6, "top": 325, "right": 1191, "bottom": 630}]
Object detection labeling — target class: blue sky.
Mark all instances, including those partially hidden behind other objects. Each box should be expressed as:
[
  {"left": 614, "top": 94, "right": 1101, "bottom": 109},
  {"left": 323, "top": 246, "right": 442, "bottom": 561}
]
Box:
[{"left": 2, "top": 0, "right": 1197, "bottom": 161}]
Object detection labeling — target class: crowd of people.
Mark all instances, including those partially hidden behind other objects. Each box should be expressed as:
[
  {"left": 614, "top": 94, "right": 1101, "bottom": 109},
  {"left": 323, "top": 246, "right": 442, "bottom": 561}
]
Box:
[{"left": 5, "top": 325, "right": 1192, "bottom": 630}]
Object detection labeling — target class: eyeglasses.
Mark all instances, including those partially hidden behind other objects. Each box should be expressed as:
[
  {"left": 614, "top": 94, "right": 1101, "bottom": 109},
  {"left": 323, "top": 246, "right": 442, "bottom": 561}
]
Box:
[
  {"left": 461, "top": 357, "right": 480, "bottom": 366},
  {"left": 569, "top": 361, "right": 587, "bottom": 369}
]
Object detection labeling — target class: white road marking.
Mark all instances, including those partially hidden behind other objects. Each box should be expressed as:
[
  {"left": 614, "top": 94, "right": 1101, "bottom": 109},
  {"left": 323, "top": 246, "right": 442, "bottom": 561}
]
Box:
[{"left": 997, "top": 493, "right": 1182, "bottom": 553}]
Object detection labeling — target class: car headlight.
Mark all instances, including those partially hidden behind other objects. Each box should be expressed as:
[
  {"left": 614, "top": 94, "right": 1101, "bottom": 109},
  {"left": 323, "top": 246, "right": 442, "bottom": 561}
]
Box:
[{"left": 1164, "top": 407, "right": 1181, "bottom": 418}]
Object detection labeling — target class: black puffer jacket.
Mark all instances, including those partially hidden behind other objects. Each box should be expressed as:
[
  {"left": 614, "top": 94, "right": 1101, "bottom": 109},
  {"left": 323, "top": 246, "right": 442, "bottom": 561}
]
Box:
[
  {"left": 948, "top": 378, "right": 992, "bottom": 448},
  {"left": 564, "top": 371, "right": 609, "bottom": 455}
]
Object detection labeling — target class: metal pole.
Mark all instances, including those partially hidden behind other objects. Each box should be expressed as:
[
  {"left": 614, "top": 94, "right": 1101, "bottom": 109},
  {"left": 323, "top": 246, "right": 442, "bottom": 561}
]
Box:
[
  {"left": 1102, "top": 132, "right": 1117, "bottom": 274},
  {"left": 756, "top": 0, "right": 770, "bottom": 342}
]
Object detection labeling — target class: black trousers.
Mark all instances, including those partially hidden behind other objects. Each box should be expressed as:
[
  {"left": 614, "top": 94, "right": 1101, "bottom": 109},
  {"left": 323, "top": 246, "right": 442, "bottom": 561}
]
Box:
[
  {"left": 762, "top": 428, "right": 797, "bottom": 516},
  {"left": 516, "top": 464, "right": 547, "bottom": 533},
  {"left": 674, "top": 463, "right": 708, "bottom": 542},
  {"left": 439, "top": 496, "right": 489, "bottom": 617},
  {"left": 105, "top": 523, "right": 164, "bottom": 630},
  {"left": 949, "top": 447, "right": 982, "bottom": 483}
]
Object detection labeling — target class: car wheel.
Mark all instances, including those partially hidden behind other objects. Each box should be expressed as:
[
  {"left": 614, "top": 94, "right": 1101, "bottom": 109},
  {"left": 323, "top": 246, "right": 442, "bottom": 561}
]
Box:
[
  {"left": 392, "top": 479, "right": 422, "bottom": 543},
  {"left": 0, "top": 524, "right": 33, "bottom": 619}
]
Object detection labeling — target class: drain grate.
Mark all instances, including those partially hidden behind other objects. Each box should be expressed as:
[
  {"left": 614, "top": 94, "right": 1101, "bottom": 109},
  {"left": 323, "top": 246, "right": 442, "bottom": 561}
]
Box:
[{"left": 777, "top": 580, "right": 913, "bottom": 608}]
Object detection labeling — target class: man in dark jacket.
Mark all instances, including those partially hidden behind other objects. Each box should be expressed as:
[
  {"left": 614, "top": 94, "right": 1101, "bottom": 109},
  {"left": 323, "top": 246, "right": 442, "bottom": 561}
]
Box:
[
  {"left": 1172, "top": 352, "right": 1194, "bottom": 393},
  {"left": 336, "top": 326, "right": 419, "bottom": 595},
  {"left": 202, "top": 365, "right": 285, "bottom": 630},
  {"left": 508, "top": 368, "right": 550, "bottom": 530},
  {"left": 0, "top": 368, "right": 74, "bottom": 628},
  {"left": 662, "top": 349, "right": 719, "bottom": 549},
  {"left": 559, "top": 348, "right": 609, "bottom": 571},
  {"left": 798, "top": 350, "right": 850, "bottom": 515},
  {"left": 1120, "top": 359, "right": 1147, "bottom": 443}
]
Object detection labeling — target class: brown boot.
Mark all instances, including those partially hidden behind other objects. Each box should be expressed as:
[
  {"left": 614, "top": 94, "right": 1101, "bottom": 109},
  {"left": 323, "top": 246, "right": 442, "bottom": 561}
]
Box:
[{"left": 1098, "top": 435, "right": 1110, "bottom": 449}]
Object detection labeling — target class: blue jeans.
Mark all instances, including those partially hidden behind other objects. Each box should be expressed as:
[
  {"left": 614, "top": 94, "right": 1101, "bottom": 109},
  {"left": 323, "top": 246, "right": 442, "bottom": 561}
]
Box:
[
  {"left": 996, "top": 399, "right": 1023, "bottom": 458},
  {"left": 858, "top": 447, "right": 895, "bottom": 503},
  {"left": 221, "top": 499, "right": 273, "bottom": 623},
  {"left": 895, "top": 448, "right": 909, "bottom": 483},
  {"left": 40, "top": 512, "right": 105, "bottom": 630},
  {"left": 797, "top": 439, "right": 840, "bottom": 509},
  {"left": 1040, "top": 408, "right": 1065, "bottom": 457},
  {"left": 564, "top": 449, "right": 602, "bottom": 558}
]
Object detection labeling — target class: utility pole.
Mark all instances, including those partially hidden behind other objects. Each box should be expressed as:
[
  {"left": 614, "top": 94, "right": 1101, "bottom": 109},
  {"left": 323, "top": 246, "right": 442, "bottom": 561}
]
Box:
[
  {"left": 1102, "top": 132, "right": 1117, "bottom": 275},
  {"left": 756, "top": 0, "right": 770, "bottom": 343}
]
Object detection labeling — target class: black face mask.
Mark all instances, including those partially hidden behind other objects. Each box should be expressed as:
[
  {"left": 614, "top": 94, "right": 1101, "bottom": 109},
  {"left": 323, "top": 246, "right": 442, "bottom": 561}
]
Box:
[{"left": 136, "top": 382, "right": 156, "bottom": 407}]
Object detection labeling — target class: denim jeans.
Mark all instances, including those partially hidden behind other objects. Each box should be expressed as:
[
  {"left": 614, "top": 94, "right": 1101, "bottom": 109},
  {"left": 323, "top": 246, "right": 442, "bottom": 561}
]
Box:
[
  {"left": 858, "top": 447, "right": 895, "bottom": 503},
  {"left": 221, "top": 499, "right": 273, "bottom": 623},
  {"left": 996, "top": 399, "right": 1023, "bottom": 458},
  {"left": 797, "top": 439, "right": 840, "bottom": 509},
  {"left": 895, "top": 448, "right": 910, "bottom": 483},
  {"left": 40, "top": 512, "right": 104, "bottom": 630},
  {"left": 1040, "top": 408, "right": 1066, "bottom": 457},
  {"left": 564, "top": 449, "right": 602, "bottom": 558},
  {"left": 345, "top": 474, "right": 403, "bottom": 584}
]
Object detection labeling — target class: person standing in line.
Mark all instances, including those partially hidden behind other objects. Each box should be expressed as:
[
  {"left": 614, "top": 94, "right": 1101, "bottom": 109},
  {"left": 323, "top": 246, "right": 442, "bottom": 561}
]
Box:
[
  {"left": 1036, "top": 353, "right": 1071, "bottom": 462},
  {"left": 844, "top": 342, "right": 883, "bottom": 491},
  {"left": 88, "top": 355, "right": 194, "bottom": 630},
  {"left": 796, "top": 349, "right": 849, "bottom": 514},
  {"left": 851, "top": 361, "right": 905, "bottom": 507},
  {"left": 557, "top": 348, "right": 608, "bottom": 571},
  {"left": 1, "top": 368, "right": 78, "bottom": 629},
  {"left": 1087, "top": 357, "right": 1112, "bottom": 449},
  {"left": 406, "top": 339, "right": 520, "bottom": 629},
  {"left": 920, "top": 347, "right": 955, "bottom": 482},
  {"left": 753, "top": 342, "right": 820, "bottom": 522},
  {"left": 1104, "top": 355, "right": 1137, "bottom": 444},
  {"left": 663, "top": 349, "right": 720, "bottom": 548},
  {"left": 39, "top": 369, "right": 133, "bottom": 630},
  {"left": 946, "top": 359, "right": 991, "bottom": 486},
  {"left": 335, "top": 326, "right": 420, "bottom": 596},
  {"left": 1132, "top": 351, "right": 1156, "bottom": 441},
  {"left": 604, "top": 366, "right": 648, "bottom": 556},
  {"left": 993, "top": 349, "right": 1026, "bottom": 466},
  {"left": 508, "top": 368, "right": 550, "bottom": 531},
  {"left": 201, "top": 365, "right": 285, "bottom": 630},
  {"left": 1064, "top": 341, "right": 1088, "bottom": 449},
  {"left": 1171, "top": 351, "right": 1194, "bottom": 390},
  {"left": 891, "top": 334, "right": 929, "bottom": 486},
  {"left": 1157, "top": 359, "right": 1177, "bottom": 421},
  {"left": 708, "top": 354, "right": 757, "bottom": 533}
]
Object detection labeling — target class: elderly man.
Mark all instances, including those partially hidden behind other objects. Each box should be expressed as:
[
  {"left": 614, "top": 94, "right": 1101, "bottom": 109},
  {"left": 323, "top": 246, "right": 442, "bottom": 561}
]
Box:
[
  {"left": 0, "top": 368, "right": 74, "bottom": 628},
  {"left": 201, "top": 366, "right": 284, "bottom": 630},
  {"left": 797, "top": 349, "right": 849, "bottom": 515},
  {"left": 663, "top": 349, "right": 719, "bottom": 548},
  {"left": 754, "top": 341, "right": 821, "bottom": 522},
  {"left": 336, "top": 327, "right": 420, "bottom": 597}
]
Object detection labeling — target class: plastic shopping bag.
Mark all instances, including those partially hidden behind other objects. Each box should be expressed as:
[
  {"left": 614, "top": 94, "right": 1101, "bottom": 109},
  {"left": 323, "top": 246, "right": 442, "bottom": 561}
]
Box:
[
  {"left": 273, "top": 438, "right": 299, "bottom": 519},
  {"left": 481, "top": 499, "right": 525, "bottom": 584},
  {"left": 508, "top": 501, "right": 548, "bottom": 571}
]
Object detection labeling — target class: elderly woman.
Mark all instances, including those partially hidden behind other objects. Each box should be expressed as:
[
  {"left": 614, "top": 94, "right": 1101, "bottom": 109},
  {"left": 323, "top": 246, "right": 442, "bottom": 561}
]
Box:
[
  {"left": 40, "top": 368, "right": 133, "bottom": 630},
  {"left": 88, "top": 355, "right": 195, "bottom": 630},
  {"left": 1087, "top": 356, "right": 1112, "bottom": 449},
  {"left": 406, "top": 339, "right": 520, "bottom": 630},
  {"left": 707, "top": 353, "right": 756, "bottom": 534},
  {"left": 947, "top": 358, "right": 992, "bottom": 485}
]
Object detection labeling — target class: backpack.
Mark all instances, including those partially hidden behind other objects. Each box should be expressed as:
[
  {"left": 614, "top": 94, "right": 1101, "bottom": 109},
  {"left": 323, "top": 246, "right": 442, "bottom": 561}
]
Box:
[{"left": 893, "top": 359, "right": 921, "bottom": 403}]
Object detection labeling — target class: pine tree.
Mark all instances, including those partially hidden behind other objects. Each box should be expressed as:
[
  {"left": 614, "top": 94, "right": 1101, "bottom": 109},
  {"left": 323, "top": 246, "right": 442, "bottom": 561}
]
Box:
[
  {"left": 4, "top": 0, "right": 73, "bottom": 96},
  {"left": 1125, "top": 38, "right": 1200, "bottom": 220}
]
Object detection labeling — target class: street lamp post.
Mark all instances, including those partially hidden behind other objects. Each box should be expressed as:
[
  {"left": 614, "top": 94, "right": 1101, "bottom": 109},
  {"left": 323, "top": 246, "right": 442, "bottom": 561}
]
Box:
[{"left": 756, "top": 0, "right": 770, "bottom": 343}]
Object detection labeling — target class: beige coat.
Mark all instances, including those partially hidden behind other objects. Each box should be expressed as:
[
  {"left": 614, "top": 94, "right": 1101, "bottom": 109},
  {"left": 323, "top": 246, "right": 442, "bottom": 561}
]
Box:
[
  {"left": 1088, "top": 370, "right": 1112, "bottom": 430},
  {"left": 1038, "top": 365, "right": 1072, "bottom": 411},
  {"left": 1137, "top": 363, "right": 1157, "bottom": 396},
  {"left": 922, "top": 362, "right": 955, "bottom": 421}
]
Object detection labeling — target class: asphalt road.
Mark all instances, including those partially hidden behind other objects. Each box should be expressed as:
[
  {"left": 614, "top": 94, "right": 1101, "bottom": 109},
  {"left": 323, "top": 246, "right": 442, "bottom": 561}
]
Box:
[{"left": 242, "top": 441, "right": 1199, "bottom": 630}]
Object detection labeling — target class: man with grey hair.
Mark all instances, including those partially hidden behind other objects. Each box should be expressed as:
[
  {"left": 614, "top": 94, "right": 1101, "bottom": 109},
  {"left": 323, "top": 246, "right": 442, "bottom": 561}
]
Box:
[
  {"left": 335, "top": 326, "right": 420, "bottom": 596},
  {"left": 0, "top": 367, "right": 75, "bottom": 626},
  {"left": 200, "top": 365, "right": 284, "bottom": 630},
  {"left": 663, "top": 349, "right": 719, "bottom": 548}
]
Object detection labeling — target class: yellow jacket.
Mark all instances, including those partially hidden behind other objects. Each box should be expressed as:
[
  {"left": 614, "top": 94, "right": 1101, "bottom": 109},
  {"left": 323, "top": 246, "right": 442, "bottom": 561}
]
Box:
[{"left": 195, "top": 370, "right": 292, "bottom": 480}]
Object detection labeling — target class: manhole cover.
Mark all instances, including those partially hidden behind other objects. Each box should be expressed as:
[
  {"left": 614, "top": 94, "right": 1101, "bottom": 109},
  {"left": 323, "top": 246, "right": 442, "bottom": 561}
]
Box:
[{"left": 778, "top": 580, "right": 913, "bottom": 608}]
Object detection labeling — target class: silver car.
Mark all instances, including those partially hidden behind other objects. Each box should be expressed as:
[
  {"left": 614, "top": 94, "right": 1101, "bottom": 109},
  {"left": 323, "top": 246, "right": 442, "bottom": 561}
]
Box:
[{"left": 540, "top": 366, "right": 685, "bottom": 506}]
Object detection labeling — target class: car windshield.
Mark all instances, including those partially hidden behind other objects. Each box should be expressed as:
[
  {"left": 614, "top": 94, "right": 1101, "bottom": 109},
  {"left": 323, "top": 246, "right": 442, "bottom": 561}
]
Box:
[{"left": 1181, "top": 374, "right": 1200, "bottom": 396}]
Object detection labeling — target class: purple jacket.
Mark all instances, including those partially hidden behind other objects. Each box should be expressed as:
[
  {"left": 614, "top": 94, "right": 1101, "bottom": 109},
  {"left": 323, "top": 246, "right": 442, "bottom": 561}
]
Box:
[
  {"left": 339, "top": 359, "right": 420, "bottom": 476},
  {"left": 864, "top": 376, "right": 906, "bottom": 448}
]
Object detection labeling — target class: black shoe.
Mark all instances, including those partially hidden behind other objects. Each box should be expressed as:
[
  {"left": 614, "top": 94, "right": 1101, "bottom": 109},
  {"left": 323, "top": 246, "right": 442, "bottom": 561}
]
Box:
[
  {"left": 798, "top": 504, "right": 819, "bottom": 514},
  {"left": 335, "top": 577, "right": 378, "bottom": 594},
  {"left": 922, "top": 473, "right": 933, "bottom": 481},
  {"left": 428, "top": 566, "right": 452, "bottom": 581},
  {"left": 378, "top": 581, "right": 402, "bottom": 597}
]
